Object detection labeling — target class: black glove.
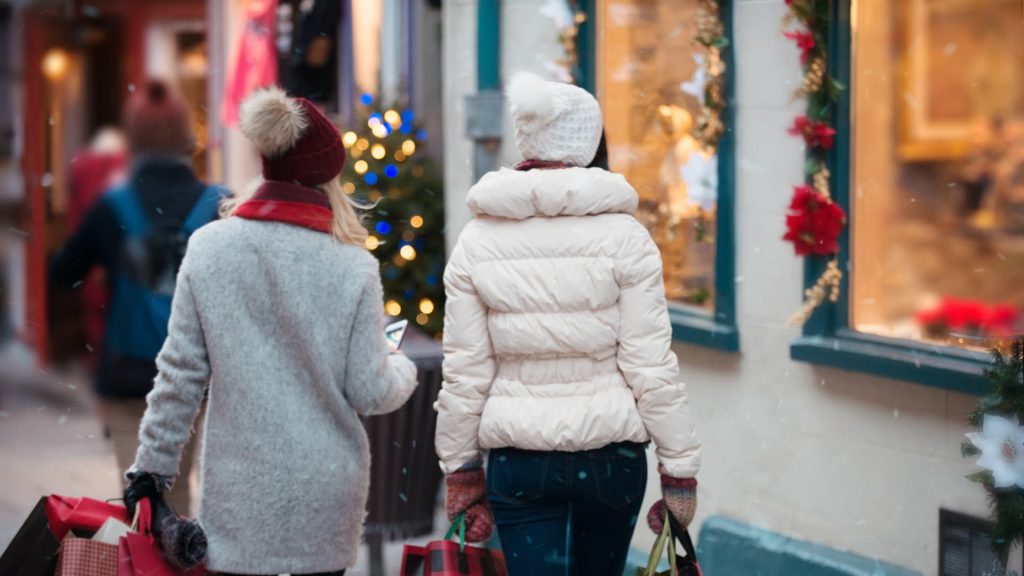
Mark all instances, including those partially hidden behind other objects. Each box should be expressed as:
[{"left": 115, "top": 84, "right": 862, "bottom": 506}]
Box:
[
  {"left": 123, "top": 472, "right": 208, "bottom": 570},
  {"left": 123, "top": 471, "right": 163, "bottom": 520}
]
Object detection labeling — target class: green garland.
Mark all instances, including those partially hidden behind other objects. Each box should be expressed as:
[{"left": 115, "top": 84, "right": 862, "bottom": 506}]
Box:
[
  {"left": 693, "top": 0, "right": 728, "bottom": 150},
  {"left": 782, "top": 0, "right": 848, "bottom": 326},
  {"left": 963, "top": 338, "right": 1024, "bottom": 561}
]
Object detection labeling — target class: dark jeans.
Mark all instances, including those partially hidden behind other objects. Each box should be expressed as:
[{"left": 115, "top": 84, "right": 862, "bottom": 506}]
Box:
[{"left": 487, "top": 442, "right": 648, "bottom": 576}]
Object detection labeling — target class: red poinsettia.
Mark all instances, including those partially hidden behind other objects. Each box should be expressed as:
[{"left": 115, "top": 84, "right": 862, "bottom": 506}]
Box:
[
  {"left": 916, "top": 298, "right": 1020, "bottom": 337},
  {"left": 788, "top": 115, "right": 837, "bottom": 149},
  {"left": 784, "top": 30, "right": 816, "bottom": 64},
  {"left": 783, "top": 185, "right": 846, "bottom": 256}
]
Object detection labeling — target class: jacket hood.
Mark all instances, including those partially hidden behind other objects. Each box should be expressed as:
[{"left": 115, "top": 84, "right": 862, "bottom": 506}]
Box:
[{"left": 466, "top": 167, "right": 638, "bottom": 220}]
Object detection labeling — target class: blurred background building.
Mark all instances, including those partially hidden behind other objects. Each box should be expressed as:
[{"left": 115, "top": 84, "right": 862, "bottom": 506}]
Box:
[{"left": 0, "top": 0, "right": 444, "bottom": 364}]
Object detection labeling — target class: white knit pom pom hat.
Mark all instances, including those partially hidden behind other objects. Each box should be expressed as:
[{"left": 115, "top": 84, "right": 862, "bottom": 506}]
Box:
[{"left": 507, "top": 71, "right": 604, "bottom": 167}]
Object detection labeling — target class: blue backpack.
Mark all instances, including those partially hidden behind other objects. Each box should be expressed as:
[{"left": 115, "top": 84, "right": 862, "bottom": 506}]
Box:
[{"left": 103, "top": 184, "right": 221, "bottom": 386}]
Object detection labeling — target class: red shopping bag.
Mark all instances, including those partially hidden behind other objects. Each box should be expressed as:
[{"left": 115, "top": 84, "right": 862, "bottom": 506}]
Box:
[
  {"left": 46, "top": 494, "right": 128, "bottom": 540},
  {"left": 117, "top": 498, "right": 206, "bottom": 576},
  {"left": 55, "top": 534, "right": 119, "bottom": 576},
  {"left": 401, "top": 514, "right": 506, "bottom": 576}
]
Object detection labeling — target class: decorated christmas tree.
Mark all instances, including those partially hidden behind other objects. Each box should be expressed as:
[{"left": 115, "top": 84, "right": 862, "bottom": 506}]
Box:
[
  {"left": 340, "top": 94, "right": 445, "bottom": 336},
  {"left": 963, "top": 338, "right": 1024, "bottom": 561}
]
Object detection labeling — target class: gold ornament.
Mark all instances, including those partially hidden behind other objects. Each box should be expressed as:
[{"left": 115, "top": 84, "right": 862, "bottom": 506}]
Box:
[
  {"left": 813, "top": 167, "right": 831, "bottom": 198},
  {"left": 788, "top": 258, "right": 843, "bottom": 326},
  {"left": 798, "top": 57, "right": 826, "bottom": 97}
]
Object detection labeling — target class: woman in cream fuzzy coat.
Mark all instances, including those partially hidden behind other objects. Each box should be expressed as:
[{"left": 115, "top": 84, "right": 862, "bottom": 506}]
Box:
[
  {"left": 128, "top": 88, "right": 418, "bottom": 576},
  {"left": 435, "top": 73, "right": 702, "bottom": 576}
]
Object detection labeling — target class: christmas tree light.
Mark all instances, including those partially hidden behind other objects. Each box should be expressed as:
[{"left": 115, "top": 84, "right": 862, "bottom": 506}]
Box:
[{"left": 340, "top": 97, "right": 445, "bottom": 335}]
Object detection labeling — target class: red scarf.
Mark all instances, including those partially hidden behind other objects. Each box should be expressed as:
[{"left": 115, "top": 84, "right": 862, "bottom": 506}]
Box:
[
  {"left": 235, "top": 180, "right": 333, "bottom": 234},
  {"left": 514, "top": 159, "right": 573, "bottom": 171}
]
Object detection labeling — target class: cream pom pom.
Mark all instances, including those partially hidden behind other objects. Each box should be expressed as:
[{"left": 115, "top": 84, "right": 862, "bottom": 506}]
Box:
[
  {"left": 507, "top": 71, "right": 557, "bottom": 123},
  {"left": 239, "top": 87, "right": 308, "bottom": 158}
]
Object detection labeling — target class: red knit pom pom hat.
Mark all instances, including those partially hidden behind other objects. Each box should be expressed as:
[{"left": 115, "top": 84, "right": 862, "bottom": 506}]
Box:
[
  {"left": 124, "top": 79, "right": 196, "bottom": 156},
  {"left": 238, "top": 87, "right": 346, "bottom": 187}
]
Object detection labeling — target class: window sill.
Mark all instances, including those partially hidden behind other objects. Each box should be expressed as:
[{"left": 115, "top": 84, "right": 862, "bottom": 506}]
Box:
[
  {"left": 669, "top": 307, "right": 739, "bottom": 352},
  {"left": 790, "top": 328, "right": 990, "bottom": 395}
]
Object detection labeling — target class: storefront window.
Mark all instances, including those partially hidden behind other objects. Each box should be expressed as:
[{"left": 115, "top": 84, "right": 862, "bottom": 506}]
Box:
[
  {"left": 595, "top": 0, "right": 718, "bottom": 311},
  {"left": 850, "top": 0, "right": 1024, "bottom": 351}
]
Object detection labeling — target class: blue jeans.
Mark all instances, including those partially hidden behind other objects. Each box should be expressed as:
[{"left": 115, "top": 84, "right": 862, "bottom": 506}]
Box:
[{"left": 487, "top": 442, "right": 648, "bottom": 576}]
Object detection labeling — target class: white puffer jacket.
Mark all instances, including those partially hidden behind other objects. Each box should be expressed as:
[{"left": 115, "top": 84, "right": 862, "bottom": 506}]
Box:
[{"left": 435, "top": 166, "right": 701, "bottom": 478}]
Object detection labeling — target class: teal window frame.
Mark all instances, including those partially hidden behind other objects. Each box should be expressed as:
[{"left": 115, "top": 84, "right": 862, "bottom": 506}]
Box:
[
  {"left": 578, "top": 0, "right": 740, "bottom": 352},
  {"left": 789, "top": 0, "right": 991, "bottom": 395}
]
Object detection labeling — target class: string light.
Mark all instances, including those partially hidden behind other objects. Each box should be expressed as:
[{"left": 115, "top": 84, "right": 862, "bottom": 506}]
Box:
[
  {"left": 416, "top": 313, "right": 429, "bottom": 326},
  {"left": 371, "top": 144, "right": 386, "bottom": 160},
  {"left": 384, "top": 164, "right": 399, "bottom": 178},
  {"left": 354, "top": 160, "right": 368, "bottom": 174},
  {"left": 364, "top": 172, "right": 379, "bottom": 185},
  {"left": 360, "top": 93, "right": 374, "bottom": 106},
  {"left": 385, "top": 300, "right": 402, "bottom": 316},
  {"left": 342, "top": 131, "right": 358, "bottom": 148},
  {"left": 394, "top": 151, "right": 407, "bottom": 162},
  {"left": 372, "top": 124, "right": 389, "bottom": 139},
  {"left": 419, "top": 299, "right": 435, "bottom": 314},
  {"left": 365, "top": 236, "right": 380, "bottom": 250},
  {"left": 356, "top": 138, "right": 370, "bottom": 151},
  {"left": 403, "top": 231, "right": 415, "bottom": 242},
  {"left": 343, "top": 182, "right": 356, "bottom": 194},
  {"left": 384, "top": 109, "right": 401, "bottom": 128},
  {"left": 401, "top": 140, "right": 417, "bottom": 156},
  {"left": 400, "top": 245, "right": 417, "bottom": 261},
  {"left": 410, "top": 215, "right": 424, "bottom": 229}
]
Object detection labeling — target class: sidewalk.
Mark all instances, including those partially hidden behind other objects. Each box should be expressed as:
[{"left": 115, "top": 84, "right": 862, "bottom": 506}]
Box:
[{"left": 0, "top": 344, "right": 444, "bottom": 575}]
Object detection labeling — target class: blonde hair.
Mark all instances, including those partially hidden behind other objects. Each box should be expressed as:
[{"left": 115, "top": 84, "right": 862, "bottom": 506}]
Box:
[{"left": 220, "top": 177, "right": 370, "bottom": 245}]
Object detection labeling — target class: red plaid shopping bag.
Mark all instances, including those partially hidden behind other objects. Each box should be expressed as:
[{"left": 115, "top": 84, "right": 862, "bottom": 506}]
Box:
[
  {"left": 55, "top": 534, "right": 119, "bottom": 576},
  {"left": 401, "top": 514, "right": 506, "bottom": 576}
]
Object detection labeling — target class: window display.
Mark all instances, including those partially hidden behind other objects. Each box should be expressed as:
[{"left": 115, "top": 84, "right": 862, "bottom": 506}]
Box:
[
  {"left": 850, "top": 0, "right": 1024, "bottom": 351},
  {"left": 595, "top": 0, "right": 719, "bottom": 310}
]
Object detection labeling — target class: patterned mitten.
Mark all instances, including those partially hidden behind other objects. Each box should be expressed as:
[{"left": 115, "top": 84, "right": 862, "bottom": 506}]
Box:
[
  {"left": 445, "top": 469, "right": 494, "bottom": 543},
  {"left": 647, "top": 476, "right": 698, "bottom": 533}
]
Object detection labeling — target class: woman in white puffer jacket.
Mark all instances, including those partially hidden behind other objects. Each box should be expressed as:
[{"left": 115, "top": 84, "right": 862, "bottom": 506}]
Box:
[{"left": 435, "top": 72, "right": 701, "bottom": 576}]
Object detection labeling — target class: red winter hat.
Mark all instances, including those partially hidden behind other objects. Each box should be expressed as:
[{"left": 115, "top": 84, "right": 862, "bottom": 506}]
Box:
[
  {"left": 123, "top": 80, "right": 196, "bottom": 156},
  {"left": 239, "top": 87, "right": 346, "bottom": 186}
]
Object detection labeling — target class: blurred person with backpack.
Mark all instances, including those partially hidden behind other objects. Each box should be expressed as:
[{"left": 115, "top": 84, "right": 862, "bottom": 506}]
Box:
[{"left": 49, "top": 80, "right": 221, "bottom": 513}]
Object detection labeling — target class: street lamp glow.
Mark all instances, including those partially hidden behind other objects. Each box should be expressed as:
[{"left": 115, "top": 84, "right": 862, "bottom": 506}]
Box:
[{"left": 42, "top": 49, "right": 69, "bottom": 81}]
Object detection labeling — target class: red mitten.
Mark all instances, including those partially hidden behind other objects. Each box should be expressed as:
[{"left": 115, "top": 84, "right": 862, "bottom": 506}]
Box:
[
  {"left": 445, "top": 469, "right": 494, "bottom": 543},
  {"left": 647, "top": 475, "right": 697, "bottom": 533}
]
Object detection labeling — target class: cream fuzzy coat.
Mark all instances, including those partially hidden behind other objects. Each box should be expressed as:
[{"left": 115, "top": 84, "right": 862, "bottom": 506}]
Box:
[
  {"left": 435, "top": 167, "right": 701, "bottom": 478},
  {"left": 132, "top": 217, "right": 418, "bottom": 574}
]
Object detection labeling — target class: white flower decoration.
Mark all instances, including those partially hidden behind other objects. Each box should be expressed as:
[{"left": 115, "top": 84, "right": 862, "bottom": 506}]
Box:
[
  {"left": 966, "top": 414, "right": 1024, "bottom": 488},
  {"left": 680, "top": 152, "right": 718, "bottom": 212},
  {"left": 540, "top": 0, "right": 574, "bottom": 30}
]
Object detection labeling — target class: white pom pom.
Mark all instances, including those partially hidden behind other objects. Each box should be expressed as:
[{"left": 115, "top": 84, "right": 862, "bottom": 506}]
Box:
[
  {"left": 507, "top": 71, "right": 557, "bottom": 123},
  {"left": 239, "top": 87, "right": 308, "bottom": 158}
]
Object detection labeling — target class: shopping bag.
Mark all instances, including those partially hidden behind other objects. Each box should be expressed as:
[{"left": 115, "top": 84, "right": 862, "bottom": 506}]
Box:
[
  {"left": 46, "top": 494, "right": 128, "bottom": 540},
  {"left": 400, "top": 514, "right": 506, "bottom": 576},
  {"left": 636, "top": 512, "right": 702, "bottom": 576},
  {"left": 117, "top": 498, "right": 206, "bottom": 576},
  {"left": 0, "top": 497, "right": 61, "bottom": 576},
  {"left": 54, "top": 533, "right": 119, "bottom": 576}
]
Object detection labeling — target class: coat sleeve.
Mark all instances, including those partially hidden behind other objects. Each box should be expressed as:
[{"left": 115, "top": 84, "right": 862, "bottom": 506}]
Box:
[
  {"left": 434, "top": 239, "right": 496, "bottom": 474},
  {"left": 342, "top": 271, "right": 419, "bottom": 416},
  {"left": 131, "top": 254, "right": 210, "bottom": 479},
  {"left": 616, "top": 223, "right": 701, "bottom": 478}
]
